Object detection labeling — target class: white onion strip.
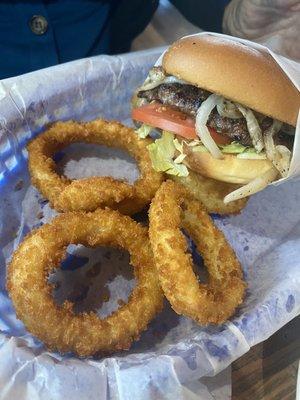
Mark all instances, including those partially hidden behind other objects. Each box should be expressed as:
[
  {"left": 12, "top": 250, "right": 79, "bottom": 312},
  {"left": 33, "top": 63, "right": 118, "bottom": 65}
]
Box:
[
  {"left": 224, "top": 167, "right": 278, "bottom": 204},
  {"left": 138, "top": 67, "right": 166, "bottom": 91},
  {"left": 139, "top": 70, "right": 188, "bottom": 91},
  {"left": 139, "top": 79, "right": 165, "bottom": 91},
  {"left": 237, "top": 152, "right": 267, "bottom": 160},
  {"left": 217, "top": 98, "right": 241, "bottom": 119},
  {"left": 264, "top": 120, "right": 282, "bottom": 162},
  {"left": 237, "top": 104, "right": 264, "bottom": 152},
  {"left": 275, "top": 145, "right": 291, "bottom": 177},
  {"left": 264, "top": 120, "right": 291, "bottom": 176},
  {"left": 196, "top": 94, "right": 223, "bottom": 159}
]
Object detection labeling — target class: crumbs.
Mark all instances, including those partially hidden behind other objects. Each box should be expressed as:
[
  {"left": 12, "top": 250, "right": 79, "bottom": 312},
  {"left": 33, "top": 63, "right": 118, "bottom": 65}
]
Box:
[
  {"left": 14, "top": 180, "right": 23, "bottom": 191},
  {"left": 37, "top": 211, "right": 44, "bottom": 220}
]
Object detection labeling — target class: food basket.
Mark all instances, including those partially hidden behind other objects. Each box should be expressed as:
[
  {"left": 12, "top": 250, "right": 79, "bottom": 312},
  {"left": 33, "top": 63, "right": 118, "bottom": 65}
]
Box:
[{"left": 0, "top": 44, "right": 299, "bottom": 399}]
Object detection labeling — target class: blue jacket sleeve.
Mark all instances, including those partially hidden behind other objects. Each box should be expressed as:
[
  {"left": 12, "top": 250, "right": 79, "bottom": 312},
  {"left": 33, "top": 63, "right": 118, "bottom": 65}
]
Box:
[{"left": 170, "top": 0, "right": 230, "bottom": 33}]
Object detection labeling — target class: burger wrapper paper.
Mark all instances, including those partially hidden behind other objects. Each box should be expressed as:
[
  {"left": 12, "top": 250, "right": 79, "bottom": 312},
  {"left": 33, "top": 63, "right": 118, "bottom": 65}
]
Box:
[{"left": 0, "top": 33, "right": 299, "bottom": 399}]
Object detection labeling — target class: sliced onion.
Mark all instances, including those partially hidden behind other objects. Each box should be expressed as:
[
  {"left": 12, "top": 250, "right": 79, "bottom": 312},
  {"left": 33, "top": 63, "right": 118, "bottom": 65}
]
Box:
[
  {"left": 173, "top": 138, "right": 184, "bottom": 153},
  {"left": 264, "top": 120, "right": 291, "bottom": 176},
  {"left": 237, "top": 104, "right": 264, "bottom": 152},
  {"left": 224, "top": 167, "right": 278, "bottom": 204},
  {"left": 138, "top": 67, "right": 166, "bottom": 91},
  {"left": 174, "top": 153, "right": 186, "bottom": 164},
  {"left": 275, "top": 145, "right": 291, "bottom": 177},
  {"left": 217, "top": 98, "right": 241, "bottom": 119},
  {"left": 237, "top": 152, "right": 267, "bottom": 160},
  {"left": 186, "top": 139, "right": 201, "bottom": 147},
  {"left": 196, "top": 94, "right": 223, "bottom": 159},
  {"left": 138, "top": 69, "right": 188, "bottom": 92},
  {"left": 149, "top": 66, "right": 165, "bottom": 81},
  {"left": 139, "top": 79, "right": 165, "bottom": 91},
  {"left": 163, "top": 76, "right": 188, "bottom": 85},
  {"left": 264, "top": 120, "right": 282, "bottom": 161}
]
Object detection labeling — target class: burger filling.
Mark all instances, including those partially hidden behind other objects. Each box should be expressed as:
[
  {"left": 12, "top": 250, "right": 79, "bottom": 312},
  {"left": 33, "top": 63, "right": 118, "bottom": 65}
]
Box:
[{"left": 132, "top": 66, "right": 295, "bottom": 202}]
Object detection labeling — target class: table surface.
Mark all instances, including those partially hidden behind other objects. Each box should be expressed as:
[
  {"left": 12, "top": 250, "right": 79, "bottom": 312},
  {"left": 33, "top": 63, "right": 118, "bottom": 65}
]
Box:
[{"left": 232, "top": 316, "right": 299, "bottom": 400}]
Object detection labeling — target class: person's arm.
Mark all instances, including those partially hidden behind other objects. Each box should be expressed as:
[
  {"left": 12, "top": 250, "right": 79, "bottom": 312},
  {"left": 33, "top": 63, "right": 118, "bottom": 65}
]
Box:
[{"left": 223, "top": 0, "right": 300, "bottom": 60}]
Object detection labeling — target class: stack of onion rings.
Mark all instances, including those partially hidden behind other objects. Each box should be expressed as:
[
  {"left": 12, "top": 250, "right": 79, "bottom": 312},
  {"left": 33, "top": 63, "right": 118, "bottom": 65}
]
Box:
[
  {"left": 7, "top": 209, "right": 163, "bottom": 356},
  {"left": 149, "top": 180, "right": 246, "bottom": 324},
  {"left": 7, "top": 116, "right": 248, "bottom": 358},
  {"left": 27, "top": 119, "right": 163, "bottom": 214}
]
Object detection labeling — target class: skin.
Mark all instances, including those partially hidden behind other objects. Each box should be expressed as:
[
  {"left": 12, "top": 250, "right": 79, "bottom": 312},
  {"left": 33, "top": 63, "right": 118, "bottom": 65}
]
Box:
[{"left": 223, "top": 0, "right": 300, "bottom": 60}]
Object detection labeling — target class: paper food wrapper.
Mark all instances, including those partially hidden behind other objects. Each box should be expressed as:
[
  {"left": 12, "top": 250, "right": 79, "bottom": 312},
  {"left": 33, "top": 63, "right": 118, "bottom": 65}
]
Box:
[
  {"left": 0, "top": 34, "right": 299, "bottom": 399},
  {"left": 154, "top": 32, "right": 300, "bottom": 184}
]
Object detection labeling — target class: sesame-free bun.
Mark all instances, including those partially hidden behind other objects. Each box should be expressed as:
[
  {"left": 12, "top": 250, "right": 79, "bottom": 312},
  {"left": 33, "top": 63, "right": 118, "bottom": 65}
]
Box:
[
  {"left": 163, "top": 35, "right": 300, "bottom": 127},
  {"left": 183, "top": 145, "right": 273, "bottom": 184}
]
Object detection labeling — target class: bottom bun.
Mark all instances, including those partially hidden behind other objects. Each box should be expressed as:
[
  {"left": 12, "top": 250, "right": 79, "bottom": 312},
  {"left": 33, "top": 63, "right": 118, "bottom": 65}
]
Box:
[{"left": 183, "top": 146, "right": 273, "bottom": 184}]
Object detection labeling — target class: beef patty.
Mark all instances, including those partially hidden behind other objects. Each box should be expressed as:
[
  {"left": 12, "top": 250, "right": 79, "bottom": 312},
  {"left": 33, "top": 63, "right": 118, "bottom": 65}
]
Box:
[{"left": 138, "top": 83, "right": 261, "bottom": 147}]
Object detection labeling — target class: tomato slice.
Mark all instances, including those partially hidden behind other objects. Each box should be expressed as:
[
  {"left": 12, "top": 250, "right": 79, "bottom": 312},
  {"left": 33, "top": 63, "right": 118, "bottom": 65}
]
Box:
[
  {"left": 132, "top": 103, "right": 231, "bottom": 145},
  {"left": 132, "top": 103, "right": 196, "bottom": 139}
]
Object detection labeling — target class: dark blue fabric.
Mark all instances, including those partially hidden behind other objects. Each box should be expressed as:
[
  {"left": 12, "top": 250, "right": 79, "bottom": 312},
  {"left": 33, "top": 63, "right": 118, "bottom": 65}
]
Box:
[
  {"left": 0, "top": 0, "right": 229, "bottom": 79},
  {"left": 170, "top": 0, "right": 230, "bottom": 34}
]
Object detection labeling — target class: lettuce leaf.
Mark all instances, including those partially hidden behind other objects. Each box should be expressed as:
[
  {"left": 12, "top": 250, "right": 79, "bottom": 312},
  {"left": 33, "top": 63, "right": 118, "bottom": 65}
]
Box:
[
  {"left": 147, "top": 131, "right": 189, "bottom": 177},
  {"left": 135, "top": 124, "right": 153, "bottom": 139},
  {"left": 220, "top": 142, "right": 248, "bottom": 153},
  {"left": 192, "top": 142, "right": 257, "bottom": 154}
]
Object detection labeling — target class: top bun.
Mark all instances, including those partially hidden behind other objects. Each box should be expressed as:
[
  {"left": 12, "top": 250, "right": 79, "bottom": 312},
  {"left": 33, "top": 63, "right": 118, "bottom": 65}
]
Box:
[{"left": 162, "top": 35, "right": 300, "bottom": 127}]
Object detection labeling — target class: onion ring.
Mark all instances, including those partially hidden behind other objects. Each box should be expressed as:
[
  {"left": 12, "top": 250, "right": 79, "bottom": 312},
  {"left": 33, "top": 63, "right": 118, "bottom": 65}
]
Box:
[
  {"left": 27, "top": 119, "right": 163, "bottom": 214},
  {"left": 172, "top": 170, "right": 248, "bottom": 215},
  {"left": 149, "top": 180, "right": 246, "bottom": 324},
  {"left": 7, "top": 209, "right": 163, "bottom": 356}
]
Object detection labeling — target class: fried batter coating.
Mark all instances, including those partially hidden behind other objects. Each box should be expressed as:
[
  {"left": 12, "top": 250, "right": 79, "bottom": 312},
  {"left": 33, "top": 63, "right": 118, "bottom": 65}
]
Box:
[
  {"left": 149, "top": 180, "right": 246, "bottom": 324},
  {"left": 172, "top": 170, "right": 248, "bottom": 215},
  {"left": 7, "top": 209, "right": 163, "bottom": 356},
  {"left": 27, "top": 119, "right": 164, "bottom": 214}
]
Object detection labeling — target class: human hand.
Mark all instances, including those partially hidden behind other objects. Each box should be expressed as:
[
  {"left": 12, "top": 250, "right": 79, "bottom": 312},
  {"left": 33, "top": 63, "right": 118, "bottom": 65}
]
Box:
[{"left": 223, "top": 0, "right": 300, "bottom": 60}]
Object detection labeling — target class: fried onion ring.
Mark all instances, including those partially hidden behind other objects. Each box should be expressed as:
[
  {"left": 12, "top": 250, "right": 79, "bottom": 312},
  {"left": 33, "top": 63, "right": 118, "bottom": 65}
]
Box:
[
  {"left": 7, "top": 209, "right": 163, "bottom": 356},
  {"left": 27, "top": 119, "right": 163, "bottom": 213},
  {"left": 149, "top": 180, "right": 246, "bottom": 324},
  {"left": 172, "top": 171, "right": 248, "bottom": 215}
]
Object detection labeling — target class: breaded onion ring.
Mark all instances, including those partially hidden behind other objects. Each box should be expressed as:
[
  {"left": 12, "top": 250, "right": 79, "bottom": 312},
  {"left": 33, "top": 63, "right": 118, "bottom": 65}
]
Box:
[
  {"left": 7, "top": 209, "right": 163, "bottom": 356},
  {"left": 172, "top": 171, "right": 248, "bottom": 215},
  {"left": 149, "top": 180, "right": 246, "bottom": 324},
  {"left": 27, "top": 119, "right": 163, "bottom": 214}
]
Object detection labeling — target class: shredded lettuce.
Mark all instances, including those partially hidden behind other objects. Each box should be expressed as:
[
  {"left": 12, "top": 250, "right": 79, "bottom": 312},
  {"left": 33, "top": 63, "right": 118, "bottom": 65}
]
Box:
[
  {"left": 192, "top": 141, "right": 264, "bottom": 157},
  {"left": 192, "top": 145, "right": 208, "bottom": 153},
  {"left": 186, "top": 139, "right": 202, "bottom": 147},
  {"left": 147, "top": 131, "right": 189, "bottom": 177},
  {"left": 135, "top": 124, "right": 153, "bottom": 139},
  {"left": 220, "top": 142, "right": 248, "bottom": 154},
  {"left": 174, "top": 153, "right": 186, "bottom": 164},
  {"left": 173, "top": 137, "right": 184, "bottom": 153}
]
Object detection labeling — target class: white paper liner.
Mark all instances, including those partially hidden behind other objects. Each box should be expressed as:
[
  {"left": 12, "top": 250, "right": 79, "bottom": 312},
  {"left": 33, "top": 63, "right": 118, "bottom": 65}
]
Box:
[{"left": 0, "top": 40, "right": 299, "bottom": 399}]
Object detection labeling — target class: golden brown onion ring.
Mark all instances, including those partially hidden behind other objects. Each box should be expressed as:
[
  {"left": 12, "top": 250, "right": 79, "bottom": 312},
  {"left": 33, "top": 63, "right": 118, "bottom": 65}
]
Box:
[
  {"left": 149, "top": 180, "right": 246, "bottom": 324},
  {"left": 172, "top": 170, "right": 248, "bottom": 215},
  {"left": 27, "top": 120, "right": 163, "bottom": 214},
  {"left": 7, "top": 209, "right": 163, "bottom": 356}
]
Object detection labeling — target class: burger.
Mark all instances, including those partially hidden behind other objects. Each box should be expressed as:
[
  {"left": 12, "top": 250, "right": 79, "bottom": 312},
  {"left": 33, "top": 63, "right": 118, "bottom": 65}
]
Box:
[{"left": 131, "top": 35, "right": 300, "bottom": 202}]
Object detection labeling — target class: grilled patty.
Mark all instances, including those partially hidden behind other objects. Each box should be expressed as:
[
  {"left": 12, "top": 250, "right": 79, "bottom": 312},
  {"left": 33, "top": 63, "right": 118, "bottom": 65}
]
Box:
[
  {"left": 137, "top": 82, "right": 294, "bottom": 150},
  {"left": 138, "top": 83, "right": 254, "bottom": 145}
]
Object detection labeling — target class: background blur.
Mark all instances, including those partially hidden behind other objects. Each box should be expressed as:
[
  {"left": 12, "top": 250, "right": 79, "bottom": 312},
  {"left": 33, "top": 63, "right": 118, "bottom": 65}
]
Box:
[{"left": 1, "top": 0, "right": 299, "bottom": 79}]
